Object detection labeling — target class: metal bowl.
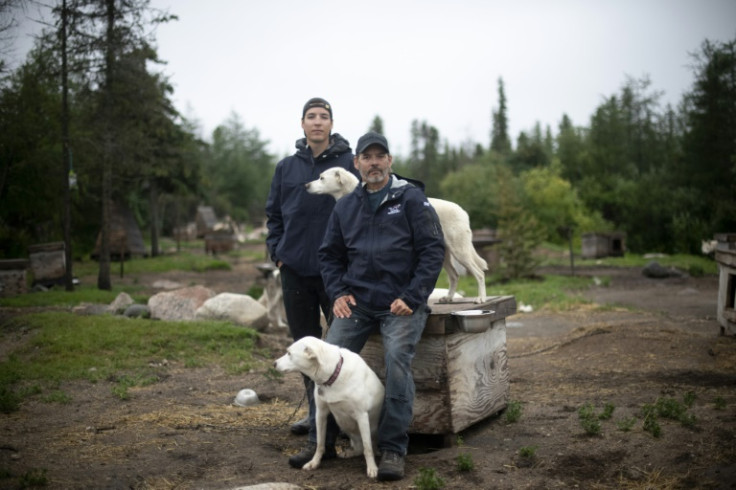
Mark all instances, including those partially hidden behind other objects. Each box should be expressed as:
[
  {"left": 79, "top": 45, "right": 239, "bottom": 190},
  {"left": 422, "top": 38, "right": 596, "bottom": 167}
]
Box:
[
  {"left": 451, "top": 309, "right": 496, "bottom": 333},
  {"left": 234, "top": 388, "right": 260, "bottom": 407}
]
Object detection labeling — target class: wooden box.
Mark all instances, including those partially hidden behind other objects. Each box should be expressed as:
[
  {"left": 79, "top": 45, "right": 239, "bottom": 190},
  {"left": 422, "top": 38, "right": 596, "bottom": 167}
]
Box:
[
  {"left": 360, "top": 295, "right": 515, "bottom": 436},
  {"left": 28, "top": 242, "right": 66, "bottom": 287},
  {"left": 716, "top": 247, "right": 736, "bottom": 336},
  {"left": 0, "top": 259, "right": 29, "bottom": 297}
]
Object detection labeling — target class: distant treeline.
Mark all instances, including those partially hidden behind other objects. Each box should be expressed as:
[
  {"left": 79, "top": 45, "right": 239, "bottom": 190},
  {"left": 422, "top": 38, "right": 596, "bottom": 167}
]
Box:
[{"left": 1, "top": 2, "right": 734, "bottom": 281}]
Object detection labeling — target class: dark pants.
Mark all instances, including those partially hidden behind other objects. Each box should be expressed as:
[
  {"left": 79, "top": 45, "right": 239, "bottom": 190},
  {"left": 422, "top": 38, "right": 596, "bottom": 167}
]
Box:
[{"left": 279, "top": 265, "right": 331, "bottom": 435}]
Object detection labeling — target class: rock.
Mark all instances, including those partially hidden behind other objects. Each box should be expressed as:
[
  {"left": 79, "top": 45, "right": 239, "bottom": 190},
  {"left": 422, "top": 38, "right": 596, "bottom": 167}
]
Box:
[
  {"left": 72, "top": 302, "right": 112, "bottom": 315},
  {"left": 642, "top": 261, "right": 673, "bottom": 279},
  {"left": 123, "top": 304, "right": 150, "bottom": 318},
  {"left": 148, "top": 285, "right": 216, "bottom": 321},
  {"left": 109, "top": 292, "right": 134, "bottom": 314},
  {"left": 152, "top": 279, "right": 184, "bottom": 290},
  {"left": 195, "top": 292, "right": 269, "bottom": 331}
]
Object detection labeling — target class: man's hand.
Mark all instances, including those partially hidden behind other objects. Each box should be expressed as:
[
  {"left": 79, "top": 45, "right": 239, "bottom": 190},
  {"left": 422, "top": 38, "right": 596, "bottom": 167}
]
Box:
[
  {"left": 333, "top": 294, "right": 356, "bottom": 318},
  {"left": 390, "top": 298, "right": 413, "bottom": 316}
]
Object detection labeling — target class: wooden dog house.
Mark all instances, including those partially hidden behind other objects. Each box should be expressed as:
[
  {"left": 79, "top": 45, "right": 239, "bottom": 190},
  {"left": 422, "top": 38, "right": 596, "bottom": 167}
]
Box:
[
  {"left": 582, "top": 231, "right": 626, "bottom": 259},
  {"left": 715, "top": 233, "right": 736, "bottom": 336},
  {"left": 360, "top": 295, "right": 516, "bottom": 443},
  {"left": 92, "top": 203, "right": 147, "bottom": 261},
  {"left": 28, "top": 242, "right": 66, "bottom": 287}
]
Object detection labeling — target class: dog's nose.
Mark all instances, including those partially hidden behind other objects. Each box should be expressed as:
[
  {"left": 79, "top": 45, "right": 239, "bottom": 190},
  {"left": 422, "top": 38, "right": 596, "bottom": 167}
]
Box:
[{"left": 304, "top": 182, "right": 310, "bottom": 189}]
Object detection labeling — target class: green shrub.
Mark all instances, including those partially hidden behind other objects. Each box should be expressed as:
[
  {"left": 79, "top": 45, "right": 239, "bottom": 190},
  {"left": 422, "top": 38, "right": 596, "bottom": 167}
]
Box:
[
  {"left": 519, "top": 445, "right": 537, "bottom": 458},
  {"left": 456, "top": 452, "right": 475, "bottom": 472},
  {"left": 504, "top": 400, "right": 522, "bottom": 423},
  {"left": 414, "top": 467, "right": 445, "bottom": 490}
]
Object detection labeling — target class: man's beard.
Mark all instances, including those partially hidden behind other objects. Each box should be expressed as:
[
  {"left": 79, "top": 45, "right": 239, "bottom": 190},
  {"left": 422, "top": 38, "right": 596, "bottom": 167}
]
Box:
[{"left": 363, "top": 167, "right": 389, "bottom": 185}]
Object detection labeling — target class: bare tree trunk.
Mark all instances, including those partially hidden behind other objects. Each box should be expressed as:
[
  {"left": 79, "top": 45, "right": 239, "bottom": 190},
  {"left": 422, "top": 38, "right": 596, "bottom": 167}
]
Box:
[
  {"left": 97, "top": 0, "right": 116, "bottom": 290},
  {"left": 61, "top": 0, "right": 74, "bottom": 291},
  {"left": 149, "top": 178, "right": 159, "bottom": 257}
]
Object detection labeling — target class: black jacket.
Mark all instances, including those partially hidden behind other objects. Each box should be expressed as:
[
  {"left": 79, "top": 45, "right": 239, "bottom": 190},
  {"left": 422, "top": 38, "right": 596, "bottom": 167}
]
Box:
[
  {"left": 265, "top": 133, "right": 357, "bottom": 277},
  {"left": 319, "top": 174, "right": 445, "bottom": 311}
]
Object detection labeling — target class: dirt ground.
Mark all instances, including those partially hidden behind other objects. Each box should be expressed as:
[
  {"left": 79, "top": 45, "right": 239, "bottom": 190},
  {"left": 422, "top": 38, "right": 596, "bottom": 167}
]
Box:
[{"left": 1, "top": 245, "right": 735, "bottom": 490}]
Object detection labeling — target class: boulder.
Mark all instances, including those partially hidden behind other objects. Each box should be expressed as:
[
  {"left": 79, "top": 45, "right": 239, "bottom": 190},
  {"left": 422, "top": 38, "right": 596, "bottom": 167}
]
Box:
[
  {"left": 642, "top": 261, "right": 684, "bottom": 279},
  {"left": 148, "top": 285, "right": 216, "bottom": 321},
  {"left": 109, "top": 292, "right": 134, "bottom": 314},
  {"left": 123, "top": 304, "right": 151, "bottom": 319},
  {"left": 195, "top": 292, "right": 269, "bottom": 331}
]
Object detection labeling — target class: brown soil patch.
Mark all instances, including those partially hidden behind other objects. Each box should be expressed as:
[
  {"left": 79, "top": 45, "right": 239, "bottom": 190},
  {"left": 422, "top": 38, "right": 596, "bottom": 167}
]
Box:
[{"left": 1, "top": 246, "right": 735, "bottom": 489}]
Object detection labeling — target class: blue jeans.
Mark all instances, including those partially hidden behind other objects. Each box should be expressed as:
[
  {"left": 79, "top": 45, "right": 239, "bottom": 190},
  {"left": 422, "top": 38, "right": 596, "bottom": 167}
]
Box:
[
  {"left": 315, "top": 303, "right": 428, "bottom": 455},
  {"left": 279, "top": 265, "right": 331, "bottom": 434}
]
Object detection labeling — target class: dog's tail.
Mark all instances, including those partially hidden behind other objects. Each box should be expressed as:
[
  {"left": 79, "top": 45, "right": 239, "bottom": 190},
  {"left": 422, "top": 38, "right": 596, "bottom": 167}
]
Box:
[
  {"left": 449, "top": 248, "right": 488, "bottom": 274},
  {"left": 474, "top": 250, "right": 488, "bottom": 272}
]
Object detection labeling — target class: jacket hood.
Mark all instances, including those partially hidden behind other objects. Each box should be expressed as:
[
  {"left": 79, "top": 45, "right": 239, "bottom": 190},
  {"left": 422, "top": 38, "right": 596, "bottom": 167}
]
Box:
[{"left": 295, "top": 133, "right": 351, "bottom": 159}]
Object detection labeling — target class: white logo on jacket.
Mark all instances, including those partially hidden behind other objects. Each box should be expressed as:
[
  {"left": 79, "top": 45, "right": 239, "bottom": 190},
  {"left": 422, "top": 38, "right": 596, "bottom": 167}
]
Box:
[{"left": 387, "top": 204, "right": 402, "bottom": 215}]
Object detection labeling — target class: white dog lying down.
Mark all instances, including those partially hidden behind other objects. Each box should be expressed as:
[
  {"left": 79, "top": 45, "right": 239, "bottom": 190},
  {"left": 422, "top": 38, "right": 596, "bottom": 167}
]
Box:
[
  {"left": 274, "top": 336, "right": 385, "bottom": 478},
  {"left": 306, "top": 167, "right": 488, "bottom": 303}
]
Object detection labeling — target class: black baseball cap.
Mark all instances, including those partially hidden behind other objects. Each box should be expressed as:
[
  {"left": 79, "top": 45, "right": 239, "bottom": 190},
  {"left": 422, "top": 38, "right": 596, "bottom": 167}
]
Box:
[
  {"left": 356, "top": 131, "right": 390, "bottom": 154},
  {"left": 302, "top": 97, "right": 332, "bottom": 119}
]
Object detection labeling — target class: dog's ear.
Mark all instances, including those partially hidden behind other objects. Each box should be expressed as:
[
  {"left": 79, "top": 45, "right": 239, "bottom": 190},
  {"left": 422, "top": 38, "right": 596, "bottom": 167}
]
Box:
[
  {"left": 333, "top": 169, "right": 342, "bottom": 184},
  {"left": 303, "top": 345, "right": 317, "bottom": 359}
]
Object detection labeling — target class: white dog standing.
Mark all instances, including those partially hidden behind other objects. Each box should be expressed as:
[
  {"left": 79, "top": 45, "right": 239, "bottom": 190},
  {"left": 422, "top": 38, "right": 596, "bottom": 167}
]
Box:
[
  {"left": 274, "top": 336, "right": 385, "bottom": 478},
  {"left": 306, "top": 167, "right": 488, "bottom": 303}
]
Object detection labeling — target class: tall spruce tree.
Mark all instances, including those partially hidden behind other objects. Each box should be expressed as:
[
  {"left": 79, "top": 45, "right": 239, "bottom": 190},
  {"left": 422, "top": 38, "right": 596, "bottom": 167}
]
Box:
[
  {"left": 680, "top": 38, "right": 736, "bottom": 236},
  {"left": 490, "top": 77, "right": 511, "bottom": 155}
]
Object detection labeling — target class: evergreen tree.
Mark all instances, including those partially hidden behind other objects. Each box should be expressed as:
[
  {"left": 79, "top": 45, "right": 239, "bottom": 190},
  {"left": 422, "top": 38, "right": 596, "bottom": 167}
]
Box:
[
  {"left": 680, "top": 38, "right": 736, "bottom": 237},
  {"left": 369, "top": 115, "right": 384, "bottom": 134},
  {"left": 490, "top": 77, "right": 511, "bottom": 155}
]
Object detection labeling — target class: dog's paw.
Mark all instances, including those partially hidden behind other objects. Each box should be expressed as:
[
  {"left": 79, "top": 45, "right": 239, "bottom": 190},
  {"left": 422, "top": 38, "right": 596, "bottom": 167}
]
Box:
[
  {"left": 366, "top": 463, "right": 378, "bottom": 478},
  {"left": 302, "top": 458, "right": 320, "bottom": 471},
  {"left": 437, "top": 297, "right": 453, "bottom": 304}
]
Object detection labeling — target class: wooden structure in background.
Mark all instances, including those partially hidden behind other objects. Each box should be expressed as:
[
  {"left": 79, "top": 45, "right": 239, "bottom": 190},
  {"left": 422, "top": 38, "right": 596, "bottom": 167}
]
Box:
[
  {"left": 472, "top": 228, "right": 501, "bottom": 268},
  {"left": 360, "top": 295, "right": 515, "bottom": 443},
  {"left": 581, "top": 231, "right": 626, "bottom": 259},
  {"left": 92, "top": 203, "right": 147, "bottom": 260},
  {"left": 196, "top": 206, "right": 217, "bottom": 238},
  {"left": 0, "top": 259, "right": 29, "bottom": 296},
  {"left": 715, "top": 233, "right": 736, "bottom": 336},
  {"left": 28, "top": 242, "right": 66, "bottom": 287}
]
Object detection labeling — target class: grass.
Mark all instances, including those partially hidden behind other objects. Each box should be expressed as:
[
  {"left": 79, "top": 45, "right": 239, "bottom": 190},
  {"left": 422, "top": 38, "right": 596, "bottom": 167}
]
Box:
[
  {"left": 0, "top": 283, "right": 149, "bottom": 308},
  {"left": 441, "top": 270, "right": 596, "bottom": 312},
  {"left": 0, "top": 312, "right": 259, "bottom": 411},
  {"left": 72, "top": 250, "right": 232, "bottom": 277},
  {"left": 539, "top": 244, "right": 718, "bottom": 275}
]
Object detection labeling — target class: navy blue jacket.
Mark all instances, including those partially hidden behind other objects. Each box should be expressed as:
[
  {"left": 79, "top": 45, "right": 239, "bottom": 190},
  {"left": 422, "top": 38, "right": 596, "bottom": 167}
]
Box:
[
  {"left": 265, "top": 133, "right": 357, "bottom": 277},
  {"left": 319, "top": 174, "right": 446, "bottom": 311}
]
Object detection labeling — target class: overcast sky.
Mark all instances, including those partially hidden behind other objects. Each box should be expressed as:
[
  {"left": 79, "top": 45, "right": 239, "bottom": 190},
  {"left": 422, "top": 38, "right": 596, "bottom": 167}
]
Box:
[{"left": 10, "top": 0, "right": 736, "bottom": 158}]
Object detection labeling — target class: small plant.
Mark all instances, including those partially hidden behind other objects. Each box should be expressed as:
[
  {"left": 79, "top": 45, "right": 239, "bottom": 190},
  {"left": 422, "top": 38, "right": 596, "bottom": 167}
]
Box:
[
  {"left": 578, "top": 402, "right": 602, "bottom": 435},
  {"left": 714, "top": 396, "right": 727, "bottom": 410},
  {"left": 641, "top": 404, "right": 662, "bottom": 437},
  {"left": 414, "top": 467, "right": 445, "bottom": 490},
  {"left": 0, "top": 385, "right": 22, "bottom": 414},
  {"left": 111, "top": 375, "right": 137, "bottom": 400},
  {"left": 456, "top": 452, "right": 475, "bottom": 472},
  {"left": 617, "top": 416, "right": 637, "bottom": 432},
  {"left": 263, "top": 367, "right": 283, "bottom": 382},
  {"left": 18, "top": 468, "right": 48, "bottom": 487},
  {"left": 518, "top": 445, "right": 538, "bottom": 458},
  {"left": 656, "top": 396, "right": 698, "bottom": 428},
  {"left": 43, "top": 390, "right": 72, "bottom": 404},
  {"left": 683, "top": 391, "right": 697, "bottom": 408},
  {"left": 599, "top": 402, "right": 615, "bottom": 420},
  {"left": 504, "top": 400, "right": 522, "bottom": 423}
]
